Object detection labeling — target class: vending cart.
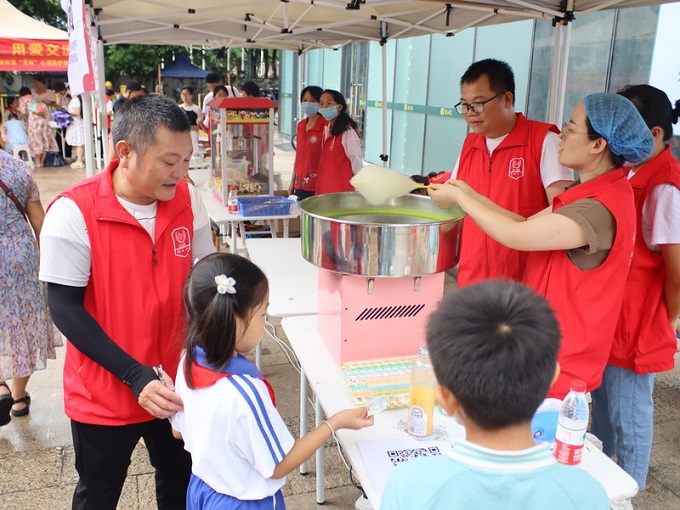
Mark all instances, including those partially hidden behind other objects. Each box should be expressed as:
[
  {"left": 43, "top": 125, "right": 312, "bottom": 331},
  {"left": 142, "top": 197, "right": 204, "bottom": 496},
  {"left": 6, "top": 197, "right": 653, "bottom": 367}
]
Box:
[{"left": 209, "top": 97, "right": 277, "bottom": 205}]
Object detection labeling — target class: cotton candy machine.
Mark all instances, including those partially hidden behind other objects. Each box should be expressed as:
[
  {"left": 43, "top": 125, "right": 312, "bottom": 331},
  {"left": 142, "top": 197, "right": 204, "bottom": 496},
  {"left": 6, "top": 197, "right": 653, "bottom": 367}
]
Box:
[{"left": 300, "top": 192, "right": 465, "bottom": 364}]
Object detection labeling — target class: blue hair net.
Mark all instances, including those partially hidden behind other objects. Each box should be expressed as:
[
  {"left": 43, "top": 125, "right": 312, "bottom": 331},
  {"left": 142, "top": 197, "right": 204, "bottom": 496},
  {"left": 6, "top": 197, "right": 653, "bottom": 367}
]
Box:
[{"left": 584, "top": 93, "right": 654, "bottom": 164}]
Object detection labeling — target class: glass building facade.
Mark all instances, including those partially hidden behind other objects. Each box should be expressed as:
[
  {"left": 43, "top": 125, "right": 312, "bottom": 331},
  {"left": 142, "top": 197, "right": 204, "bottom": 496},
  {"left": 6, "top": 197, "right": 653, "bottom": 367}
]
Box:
[{"left": 279, "top": 4, "right": 679, "bottom": 174}]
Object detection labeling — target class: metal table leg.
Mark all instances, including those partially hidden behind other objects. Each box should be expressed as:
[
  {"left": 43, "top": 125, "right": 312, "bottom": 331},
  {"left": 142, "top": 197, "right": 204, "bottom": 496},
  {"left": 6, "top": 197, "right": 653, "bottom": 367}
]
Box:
[
  {"left": 299, "top": 367, "right": 308, "bottom": 475},
  {"left": 315, "top": 395, "right": 325, "bottom": 504}
]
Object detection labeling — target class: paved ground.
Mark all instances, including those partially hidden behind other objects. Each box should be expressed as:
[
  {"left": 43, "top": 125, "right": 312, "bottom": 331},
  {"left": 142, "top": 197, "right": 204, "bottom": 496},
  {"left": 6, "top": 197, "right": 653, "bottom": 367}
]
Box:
[{"left": 1, "top": 141, "right": 679, "bottom": 509}]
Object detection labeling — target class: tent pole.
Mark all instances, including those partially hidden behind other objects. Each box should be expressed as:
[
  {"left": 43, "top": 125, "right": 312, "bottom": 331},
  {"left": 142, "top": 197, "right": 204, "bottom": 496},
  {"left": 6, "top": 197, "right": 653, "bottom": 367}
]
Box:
[
  {"left": 82, "top": 91, "right": 95, "bottom": 177},
  {"left": 548, "top": 25, "right": 561, "bottom": 124},
  {"left": 555, "top": 22, "right": 571, "bottom": 128},
  {"left": 381, "top": 40, "right": 388, "bottom": 167},
  {"left": 90, "top": 7, "right": 108, "bottom": 172},
  {"left": 380, "top": 21, "right": 388, "bottom": 167},
  {"left": 95, "top": 38, "right": 109, "bottom": 170}
]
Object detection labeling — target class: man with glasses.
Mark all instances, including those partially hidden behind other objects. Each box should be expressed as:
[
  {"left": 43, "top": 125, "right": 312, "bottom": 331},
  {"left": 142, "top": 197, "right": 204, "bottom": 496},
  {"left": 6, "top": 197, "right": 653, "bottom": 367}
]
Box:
[{"left": 451, "top": 59, "right": 573, "bottom": 287}]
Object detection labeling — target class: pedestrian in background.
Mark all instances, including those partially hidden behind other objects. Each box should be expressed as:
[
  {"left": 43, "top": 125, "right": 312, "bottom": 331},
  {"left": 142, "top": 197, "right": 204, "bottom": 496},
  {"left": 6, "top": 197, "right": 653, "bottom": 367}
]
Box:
[{"left": 0, "top": 150, "right": 60, "bottom": 426}]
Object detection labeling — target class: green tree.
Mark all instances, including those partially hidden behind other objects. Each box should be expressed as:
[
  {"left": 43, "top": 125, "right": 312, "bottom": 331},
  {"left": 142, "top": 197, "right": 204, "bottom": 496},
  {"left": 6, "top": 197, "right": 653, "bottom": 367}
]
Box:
[
  {"left": 104, "top": 45, "right": 186, "bottom": 85},
  {"left": 8, "top": 0, "right": 66, "bottom": 29}
]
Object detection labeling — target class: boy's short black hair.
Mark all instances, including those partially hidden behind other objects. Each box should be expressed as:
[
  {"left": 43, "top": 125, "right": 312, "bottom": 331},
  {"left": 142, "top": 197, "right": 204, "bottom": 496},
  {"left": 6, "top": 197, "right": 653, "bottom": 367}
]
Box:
[
  {"left": 460, "top": 58, "right": 516, "bottom": 106},
  {"left": 205, "top": 73, "right": 220, "bottom": 84},
  {"left": 426, "top": 280, "right": 561, "bottom": 430}
]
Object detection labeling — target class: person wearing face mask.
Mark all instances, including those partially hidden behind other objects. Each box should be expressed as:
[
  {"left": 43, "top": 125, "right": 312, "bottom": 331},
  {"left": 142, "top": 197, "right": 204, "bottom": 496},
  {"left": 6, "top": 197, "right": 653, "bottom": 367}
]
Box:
[
  {"left": 288, "top": 86, "right": 327, "bottom": 199},
  {"left": 315, "top": 89, "right": 363, "bottom": 195}
]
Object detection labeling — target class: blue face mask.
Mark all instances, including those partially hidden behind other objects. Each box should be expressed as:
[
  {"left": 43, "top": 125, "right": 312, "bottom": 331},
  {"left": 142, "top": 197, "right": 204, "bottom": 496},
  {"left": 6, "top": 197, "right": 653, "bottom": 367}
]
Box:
[
  {"left": 319, "top": 105, "right": 339, "bottom": 121},
  {"left": 300, "top": 102, "right": 319, "bottom": 117}
]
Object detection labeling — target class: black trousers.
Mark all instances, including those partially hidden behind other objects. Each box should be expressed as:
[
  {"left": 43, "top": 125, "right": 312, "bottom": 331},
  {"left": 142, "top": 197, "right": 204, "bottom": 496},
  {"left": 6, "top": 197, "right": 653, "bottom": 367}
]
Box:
[{"left": 71, "top": 418, "right": 191, "bottom": 510}]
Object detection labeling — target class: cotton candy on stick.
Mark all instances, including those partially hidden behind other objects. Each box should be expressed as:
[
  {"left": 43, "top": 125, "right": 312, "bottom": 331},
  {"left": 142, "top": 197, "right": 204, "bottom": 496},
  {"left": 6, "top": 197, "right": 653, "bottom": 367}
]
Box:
[{"left": 350, "top": 164, "right": 428, "bottom": 206}]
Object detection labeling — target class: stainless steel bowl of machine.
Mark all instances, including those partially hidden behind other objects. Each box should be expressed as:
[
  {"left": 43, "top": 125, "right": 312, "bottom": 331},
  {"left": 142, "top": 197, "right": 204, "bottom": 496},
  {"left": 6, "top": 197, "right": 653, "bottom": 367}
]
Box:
[{"left": 299, "top": 192, "right": 465, "bottom": 277}]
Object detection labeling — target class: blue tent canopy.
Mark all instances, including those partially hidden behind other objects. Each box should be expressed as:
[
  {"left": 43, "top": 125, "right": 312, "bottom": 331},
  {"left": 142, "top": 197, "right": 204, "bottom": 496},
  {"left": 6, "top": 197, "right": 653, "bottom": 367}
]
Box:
[{"left": 161, "top": 55, "right": 209, "bottom": 79}]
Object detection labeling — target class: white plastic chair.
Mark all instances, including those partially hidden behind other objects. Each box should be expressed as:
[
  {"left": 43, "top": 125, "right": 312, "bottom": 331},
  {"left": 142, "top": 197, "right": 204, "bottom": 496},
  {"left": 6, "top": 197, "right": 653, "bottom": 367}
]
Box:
[{"left": 12, "top": 144, "right": 34, "bottom": 169}]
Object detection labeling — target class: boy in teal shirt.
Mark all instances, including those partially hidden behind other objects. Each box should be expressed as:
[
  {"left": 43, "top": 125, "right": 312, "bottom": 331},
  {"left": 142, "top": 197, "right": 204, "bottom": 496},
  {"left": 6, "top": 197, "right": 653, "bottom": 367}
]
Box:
[{"left": 381, "top": 280, "right": 608, "bottom": 510}]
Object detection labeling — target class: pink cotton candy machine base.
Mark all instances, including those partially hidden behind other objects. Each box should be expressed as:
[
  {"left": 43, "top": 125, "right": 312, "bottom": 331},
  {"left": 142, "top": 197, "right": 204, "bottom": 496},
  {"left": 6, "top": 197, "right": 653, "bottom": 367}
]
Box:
[
  {"left": 300, "top": 192, "right": 465, "bottom": 365},
  {"left": 318, "top": 269, "right": 445, "bottom": 365}
]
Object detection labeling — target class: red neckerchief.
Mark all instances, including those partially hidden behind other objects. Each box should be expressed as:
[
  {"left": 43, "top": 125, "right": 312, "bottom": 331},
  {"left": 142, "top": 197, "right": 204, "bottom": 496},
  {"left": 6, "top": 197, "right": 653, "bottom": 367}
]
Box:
[{"left": 189, "top": 359, "right": 277, "bottom": 407}]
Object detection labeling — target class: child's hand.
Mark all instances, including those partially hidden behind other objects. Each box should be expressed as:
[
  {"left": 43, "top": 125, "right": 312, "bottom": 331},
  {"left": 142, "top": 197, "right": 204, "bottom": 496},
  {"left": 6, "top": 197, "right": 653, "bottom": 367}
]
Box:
[{"left": 328, "top": 407, "right": 375, "bottom": 431}]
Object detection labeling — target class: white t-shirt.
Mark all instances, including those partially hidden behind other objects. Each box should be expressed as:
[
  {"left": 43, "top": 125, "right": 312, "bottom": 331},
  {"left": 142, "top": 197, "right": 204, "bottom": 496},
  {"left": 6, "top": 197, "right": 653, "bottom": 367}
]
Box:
[
  {"left": 626, "top": 169, "right": 680, "bottom": 251},
  {"left": 180, "top": 104, "right": 203, "bottom": 126},
  {"left": 172, "top": 358, "right": 295, "bottom": 500},
  {"left": 452, "top": 131, "right": 574, "bottom": 189},
  {"left": 39, "top": 184, "right": 214, "bottom": 287},
  {"left": 324, "top": 124, "right": 364, "bottom": 175},
  {"left": 201, "top": 91, "right": 214, "bottom": 119},
  {"left": 201, "top": 86, "right": 239, "bottom": 118}
]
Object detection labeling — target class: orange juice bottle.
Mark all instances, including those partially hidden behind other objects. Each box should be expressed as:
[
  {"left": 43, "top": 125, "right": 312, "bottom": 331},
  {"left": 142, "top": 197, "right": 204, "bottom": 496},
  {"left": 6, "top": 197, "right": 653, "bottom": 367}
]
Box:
[{"left": 407, "top": 346, "right": 436, "bottom": 437}]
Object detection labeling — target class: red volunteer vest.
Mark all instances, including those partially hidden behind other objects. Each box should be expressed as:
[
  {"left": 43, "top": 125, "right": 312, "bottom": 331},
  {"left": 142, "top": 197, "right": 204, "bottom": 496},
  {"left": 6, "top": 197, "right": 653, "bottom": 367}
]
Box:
[
  {"left": 523, "top": 170, "right": 636, "bottom": 399},
  {"left": 293, "top": 116, "right": 327, "bottom": 192},
  {"left": 57, "top": 162, "right": 194, "bottom": 425},
  {"left": 315, "top": 128, "right": 357, "bottom": 195},
  {"left": 611, "top": 146, "right": 680, "bottom": 374},
  {"left": 456, "top": 113, "right": 559, "bottom": 287}
]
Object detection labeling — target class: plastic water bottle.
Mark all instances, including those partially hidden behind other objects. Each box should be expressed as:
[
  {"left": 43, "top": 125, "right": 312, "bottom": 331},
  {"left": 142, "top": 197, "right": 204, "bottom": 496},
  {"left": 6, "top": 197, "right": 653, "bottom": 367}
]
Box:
[
  {"left": 407, "top": 346, "right": 436, "bottom": 437},
  {"left": 553, "top": 380, "right": 589, "bottom": 465},
  {"left": 227, "top": 186, "right": 238, "bottom": 214}
]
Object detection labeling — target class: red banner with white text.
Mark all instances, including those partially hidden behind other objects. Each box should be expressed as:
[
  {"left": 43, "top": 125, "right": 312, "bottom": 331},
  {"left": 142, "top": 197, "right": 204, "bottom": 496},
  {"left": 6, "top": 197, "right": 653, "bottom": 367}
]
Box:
[{"left": 0, "top": 38, "right": 69, "bottom": 71}]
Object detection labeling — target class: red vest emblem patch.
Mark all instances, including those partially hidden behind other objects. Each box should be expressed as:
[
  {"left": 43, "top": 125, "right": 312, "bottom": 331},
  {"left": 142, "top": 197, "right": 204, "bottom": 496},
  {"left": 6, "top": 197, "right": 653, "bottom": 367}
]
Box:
[
  {"left": 171, "top": 227, "right": 191, "bottom": 258},
  {"left": 508, "top": 158, "right": 525, "bottom": 180}
]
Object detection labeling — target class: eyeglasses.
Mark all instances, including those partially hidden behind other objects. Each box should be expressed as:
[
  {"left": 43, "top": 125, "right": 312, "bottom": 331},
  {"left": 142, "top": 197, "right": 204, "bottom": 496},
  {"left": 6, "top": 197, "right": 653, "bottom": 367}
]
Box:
[
  {"left": 560, "top": 122, "right": 590, "bottom": 138},
  {"left": 454, "top": 92, "right": 502, "bottom": 115}
]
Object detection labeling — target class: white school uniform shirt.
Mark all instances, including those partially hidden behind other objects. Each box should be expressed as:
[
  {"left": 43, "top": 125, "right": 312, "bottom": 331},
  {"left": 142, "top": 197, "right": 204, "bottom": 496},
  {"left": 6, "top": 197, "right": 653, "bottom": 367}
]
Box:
[{"left": 172, "top": 356, "right": 295, "bottom": 500}]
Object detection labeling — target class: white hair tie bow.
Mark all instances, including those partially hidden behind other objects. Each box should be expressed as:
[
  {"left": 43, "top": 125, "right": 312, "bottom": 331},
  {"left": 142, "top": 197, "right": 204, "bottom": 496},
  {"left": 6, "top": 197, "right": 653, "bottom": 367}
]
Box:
[{"left": 215, "top": 274, "right": 237, "bottom": 295}]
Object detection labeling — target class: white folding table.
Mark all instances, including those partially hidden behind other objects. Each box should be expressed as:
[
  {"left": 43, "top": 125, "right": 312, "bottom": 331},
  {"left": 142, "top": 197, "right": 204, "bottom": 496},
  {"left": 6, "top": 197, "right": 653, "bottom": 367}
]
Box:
[
  {"left": 202, "top": 190, "right": 298, "bottom": 253},
  {"left": 282, "top": 314, "right": 639, "bottom": 509}
]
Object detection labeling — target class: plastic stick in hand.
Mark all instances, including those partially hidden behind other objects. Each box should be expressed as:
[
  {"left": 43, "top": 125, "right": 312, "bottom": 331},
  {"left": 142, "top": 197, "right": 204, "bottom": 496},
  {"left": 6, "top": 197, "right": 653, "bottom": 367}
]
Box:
[{"left": 350, "top": 164, "right": 428, "bottom": 206}]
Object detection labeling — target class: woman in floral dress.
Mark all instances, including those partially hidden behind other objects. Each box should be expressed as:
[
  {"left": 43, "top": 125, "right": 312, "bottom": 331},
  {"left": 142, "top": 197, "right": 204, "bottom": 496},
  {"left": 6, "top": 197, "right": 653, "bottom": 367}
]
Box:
[
  {"left": 18, "top": 86, "right": 58, "bottom": 168},
  {"left": 0, "top": 151, "right": 60, "bottom": 426}
]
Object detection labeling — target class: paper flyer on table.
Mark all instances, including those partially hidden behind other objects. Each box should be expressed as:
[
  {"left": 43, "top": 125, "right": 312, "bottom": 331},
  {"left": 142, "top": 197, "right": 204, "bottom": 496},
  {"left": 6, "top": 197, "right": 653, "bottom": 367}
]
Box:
[{"left": 358, "top": 439, "right": 454, "bottom": 497}]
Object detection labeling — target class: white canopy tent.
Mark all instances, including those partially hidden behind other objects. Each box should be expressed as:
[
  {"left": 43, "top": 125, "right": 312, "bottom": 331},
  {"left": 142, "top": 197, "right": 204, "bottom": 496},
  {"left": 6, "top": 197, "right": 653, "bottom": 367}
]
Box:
[
  {"left": 86, "top": 0, "right": 678, "bottom": 169},
  {"left": 1, "top": 0, "right": 69, "bottom": 40}
]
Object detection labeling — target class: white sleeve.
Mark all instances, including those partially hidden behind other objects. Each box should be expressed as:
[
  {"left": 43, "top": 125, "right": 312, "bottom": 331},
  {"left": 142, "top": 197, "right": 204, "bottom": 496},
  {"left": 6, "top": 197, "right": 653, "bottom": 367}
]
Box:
[
  {"left": 231, "top": 377, "right": 295, "bottom": 478},
  {"left": 39, "top": 197, "right": 92, "bottom": 287},
  {"left": 540, "top": 131, "right": 574, "bottom": 187},
  {"left": 641, "top": 183, "right": 680, "bottom": 249},
  {"left": 342, "top": 129, "right": 364, "bottom": 175},
  {"left": 201, "top": 92, "right": 213, "bottom": 118},
  {"left": 451, "top": 154, "right": 461, "bottom": 179},
  {"left": 189, "top": 184, "right": 216, "bottom": 261}
]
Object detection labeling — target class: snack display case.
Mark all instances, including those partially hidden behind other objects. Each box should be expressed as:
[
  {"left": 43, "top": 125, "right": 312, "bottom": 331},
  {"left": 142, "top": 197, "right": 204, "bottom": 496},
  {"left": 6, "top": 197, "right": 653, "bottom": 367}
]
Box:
[{"left": 208, "top": 97, "right": 277, "bottom": 205}]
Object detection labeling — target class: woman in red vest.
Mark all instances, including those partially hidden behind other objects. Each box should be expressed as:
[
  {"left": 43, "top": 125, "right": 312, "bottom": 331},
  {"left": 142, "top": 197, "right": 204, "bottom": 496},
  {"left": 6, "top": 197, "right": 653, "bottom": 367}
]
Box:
[
  {"left": 429, "top": 93, "right": 653, "bottom": 399},
  {"left": 288, "top": 86, "right": 327, "bottom": 199},
  {"left": 315, "top": 89, "right": 363, "bottom": 195},
  {"left": 590, "top": 85, "right": 680, "bottom": 490}
]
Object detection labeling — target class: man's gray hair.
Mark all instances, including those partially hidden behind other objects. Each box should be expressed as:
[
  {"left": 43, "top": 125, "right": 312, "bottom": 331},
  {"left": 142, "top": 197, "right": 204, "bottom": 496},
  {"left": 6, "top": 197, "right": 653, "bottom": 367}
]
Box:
[{"left": 112, "top": 95, "right": 191, "bottom": 158}]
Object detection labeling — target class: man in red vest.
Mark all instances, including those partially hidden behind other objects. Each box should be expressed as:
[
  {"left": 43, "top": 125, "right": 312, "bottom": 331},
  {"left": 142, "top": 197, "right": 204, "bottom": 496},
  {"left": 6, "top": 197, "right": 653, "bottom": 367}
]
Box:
[
  {"left": 39, "top": 95, "right": 215, "bottom": 509},
  {"left": 452, "top": 59, "right": 573, "bottom": 287}
]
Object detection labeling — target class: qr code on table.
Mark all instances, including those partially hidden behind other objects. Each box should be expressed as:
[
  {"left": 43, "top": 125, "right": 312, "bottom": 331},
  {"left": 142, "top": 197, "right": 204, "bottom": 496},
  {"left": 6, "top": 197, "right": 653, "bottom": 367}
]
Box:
[{"left": 386, "top": 446, "right": 442, "bottom": 466}]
